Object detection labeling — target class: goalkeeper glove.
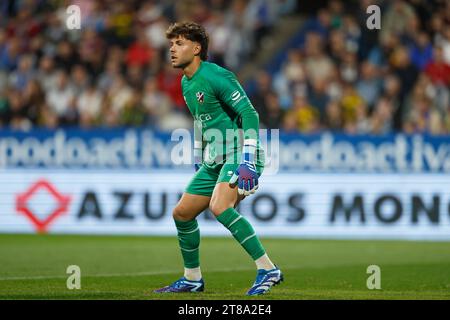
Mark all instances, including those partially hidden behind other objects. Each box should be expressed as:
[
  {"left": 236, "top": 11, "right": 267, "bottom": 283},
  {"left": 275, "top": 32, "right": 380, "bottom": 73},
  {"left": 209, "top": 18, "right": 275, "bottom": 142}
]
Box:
[{"left": 229, "top": 140, "right": 258, "bottom": 196}]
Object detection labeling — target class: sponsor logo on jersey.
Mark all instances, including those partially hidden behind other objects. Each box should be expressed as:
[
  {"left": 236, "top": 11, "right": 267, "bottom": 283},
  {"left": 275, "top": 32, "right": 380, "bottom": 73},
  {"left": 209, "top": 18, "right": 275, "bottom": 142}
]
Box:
[
  {"left": 196, "top": 91, "right": 205, "bottom": 103},
  {"left": 196, "top": 113, "right": 212, "bottom": 122},
  {"left": 231, "top": 90, "right": 241, "bottom": 101}
]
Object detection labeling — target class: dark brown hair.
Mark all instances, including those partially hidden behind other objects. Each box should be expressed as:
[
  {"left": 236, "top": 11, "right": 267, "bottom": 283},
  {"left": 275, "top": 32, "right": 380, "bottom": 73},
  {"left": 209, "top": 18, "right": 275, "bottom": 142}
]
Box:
[{"left": 166, "top": 21, "right": 209, "bottom": 61}]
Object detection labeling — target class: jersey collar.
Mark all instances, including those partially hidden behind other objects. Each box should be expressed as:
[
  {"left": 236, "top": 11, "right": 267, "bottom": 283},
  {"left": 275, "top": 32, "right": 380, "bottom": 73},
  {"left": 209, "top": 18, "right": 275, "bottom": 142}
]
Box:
[{"left": 184, "top": 60, "right": 205, "bottom": 81}]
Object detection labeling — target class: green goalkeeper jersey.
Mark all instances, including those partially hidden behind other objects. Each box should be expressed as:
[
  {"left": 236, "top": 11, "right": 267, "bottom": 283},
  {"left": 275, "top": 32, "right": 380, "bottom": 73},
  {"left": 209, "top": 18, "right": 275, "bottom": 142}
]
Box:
[{"left": 181, "top": 61, "right": 264, "bottom": 170}]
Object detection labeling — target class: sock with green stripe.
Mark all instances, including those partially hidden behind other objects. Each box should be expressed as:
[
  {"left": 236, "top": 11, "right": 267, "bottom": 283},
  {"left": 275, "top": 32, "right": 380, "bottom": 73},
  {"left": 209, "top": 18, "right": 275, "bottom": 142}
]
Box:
[
  {"left": 174, "top": 219, "right": 201, "bottom": 276},
  {"left": 216, "top": 208, "right": 266, "bottom": 261}
]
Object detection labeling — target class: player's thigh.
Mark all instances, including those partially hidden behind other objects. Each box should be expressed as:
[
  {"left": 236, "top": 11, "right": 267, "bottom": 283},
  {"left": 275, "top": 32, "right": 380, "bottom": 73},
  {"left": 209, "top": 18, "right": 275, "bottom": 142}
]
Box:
[
  {"left": 209, "top": 182, "right": 245, "bottom": 217},
  {"left": 173, "top": 192, "right": 211, "bottom": 221},
  {"left": 185, "top": 164, "right": 220, "bottom": 198}
]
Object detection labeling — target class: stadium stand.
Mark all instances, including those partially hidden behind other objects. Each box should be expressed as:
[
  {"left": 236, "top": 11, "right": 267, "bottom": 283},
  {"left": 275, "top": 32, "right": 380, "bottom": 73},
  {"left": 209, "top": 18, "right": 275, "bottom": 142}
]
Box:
[{"left": 0, "top": 0, "right": 448, "bottom": 134}]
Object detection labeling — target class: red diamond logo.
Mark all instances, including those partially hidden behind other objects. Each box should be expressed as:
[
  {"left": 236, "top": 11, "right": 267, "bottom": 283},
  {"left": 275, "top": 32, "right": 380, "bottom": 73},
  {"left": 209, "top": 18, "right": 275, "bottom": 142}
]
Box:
[{"left": 16, "top": 179, "right": 71, "bottom": 233}]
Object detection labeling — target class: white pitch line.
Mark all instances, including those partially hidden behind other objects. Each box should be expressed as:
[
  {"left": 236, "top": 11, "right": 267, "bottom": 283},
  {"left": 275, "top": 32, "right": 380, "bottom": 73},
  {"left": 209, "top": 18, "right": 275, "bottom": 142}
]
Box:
[
  {"left": 0, "top": 266, "right": 267, "bottom": 281},
  {"left": 0, "top": 270, "right": 178, "bottom": 281}
]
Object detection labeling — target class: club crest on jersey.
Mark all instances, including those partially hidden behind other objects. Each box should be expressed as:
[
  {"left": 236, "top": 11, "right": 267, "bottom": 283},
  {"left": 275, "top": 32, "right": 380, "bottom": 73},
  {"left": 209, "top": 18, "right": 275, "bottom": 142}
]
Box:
[{"left": 196, "top": 92, "right": 205, "bottom": 103}]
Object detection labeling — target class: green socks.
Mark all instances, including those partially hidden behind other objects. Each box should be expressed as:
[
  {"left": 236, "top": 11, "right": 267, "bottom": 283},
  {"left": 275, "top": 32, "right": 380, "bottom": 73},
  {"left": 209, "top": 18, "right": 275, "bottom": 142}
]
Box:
[
  {"left": 174, "top": 219, "right": 200, "bottom": 268},
  {"left": 175, "top": 208, "right": 266, "bottom": 269},
  {"left": 216, "top": 208, "right": 266, "bottom": 260}
]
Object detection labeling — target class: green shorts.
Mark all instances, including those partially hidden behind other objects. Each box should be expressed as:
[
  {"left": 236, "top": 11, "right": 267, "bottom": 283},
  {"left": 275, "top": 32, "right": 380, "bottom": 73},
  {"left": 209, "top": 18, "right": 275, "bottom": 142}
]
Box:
[{"left": 185, "top": 157, "right": 264, "bottom": 197}]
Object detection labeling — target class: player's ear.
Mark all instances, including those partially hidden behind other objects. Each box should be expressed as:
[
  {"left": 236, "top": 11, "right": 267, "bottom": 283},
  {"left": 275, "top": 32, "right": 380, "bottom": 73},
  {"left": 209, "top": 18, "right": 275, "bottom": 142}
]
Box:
[{"left": 194, "top": 43, "right": 201, "bottom": 56}]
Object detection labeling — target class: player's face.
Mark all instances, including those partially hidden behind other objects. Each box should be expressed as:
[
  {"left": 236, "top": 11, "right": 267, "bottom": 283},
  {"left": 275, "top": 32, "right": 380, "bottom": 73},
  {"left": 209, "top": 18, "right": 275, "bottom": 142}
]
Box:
[{"left": 169, "top": 36, "right": 198, "bottom": 68}]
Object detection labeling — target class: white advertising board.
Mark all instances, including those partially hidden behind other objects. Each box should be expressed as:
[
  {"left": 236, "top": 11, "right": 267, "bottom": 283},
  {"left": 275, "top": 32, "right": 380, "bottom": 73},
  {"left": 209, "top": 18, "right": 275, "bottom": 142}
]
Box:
[{"left": 1, "top": 170, "right": 449, "bottom": 240}]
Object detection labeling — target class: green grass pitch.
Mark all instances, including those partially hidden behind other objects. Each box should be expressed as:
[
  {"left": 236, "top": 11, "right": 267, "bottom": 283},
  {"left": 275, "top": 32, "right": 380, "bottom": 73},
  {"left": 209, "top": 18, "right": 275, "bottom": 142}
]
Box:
[{"left": 0, "top": 234, "right": 449, "bottom": 300}]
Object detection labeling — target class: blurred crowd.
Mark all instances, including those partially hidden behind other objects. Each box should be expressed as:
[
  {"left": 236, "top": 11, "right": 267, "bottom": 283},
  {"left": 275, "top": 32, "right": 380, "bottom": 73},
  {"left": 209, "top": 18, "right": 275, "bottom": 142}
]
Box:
[
  {"left": 0, "top": 0, "right": 296, "bottom": 131},
  {"left": 0, "top": 0, "right": 296, "bottom": 130},
  {"left": 254, "top": 0, "right": 450, "bottom": 135},
  {"left": 0, "top": 0, "right": 449, "bottom": 136}
]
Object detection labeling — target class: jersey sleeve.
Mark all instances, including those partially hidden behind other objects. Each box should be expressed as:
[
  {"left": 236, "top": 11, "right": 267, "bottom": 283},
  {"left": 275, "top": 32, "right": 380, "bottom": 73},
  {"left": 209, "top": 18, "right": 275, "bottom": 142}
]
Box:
[{"left": 210, "top": 70, "right": 259, "bottom": 142}]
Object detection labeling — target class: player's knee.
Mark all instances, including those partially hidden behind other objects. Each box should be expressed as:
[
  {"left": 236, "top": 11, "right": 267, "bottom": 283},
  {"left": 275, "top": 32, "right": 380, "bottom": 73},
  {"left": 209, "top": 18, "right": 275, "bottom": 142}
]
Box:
[
  {"left": 172, "top": 205, "right": 193, "bottom": 221},
  {"left": 209, "top": 200, "right": 232, "bottom": 217}
]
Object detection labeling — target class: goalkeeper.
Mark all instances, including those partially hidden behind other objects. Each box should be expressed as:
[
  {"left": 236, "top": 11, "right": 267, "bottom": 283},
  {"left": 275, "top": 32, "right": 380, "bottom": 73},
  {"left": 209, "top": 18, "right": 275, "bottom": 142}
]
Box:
[{"left": 154, "top": 22, "right": 283, "bottom": 296}]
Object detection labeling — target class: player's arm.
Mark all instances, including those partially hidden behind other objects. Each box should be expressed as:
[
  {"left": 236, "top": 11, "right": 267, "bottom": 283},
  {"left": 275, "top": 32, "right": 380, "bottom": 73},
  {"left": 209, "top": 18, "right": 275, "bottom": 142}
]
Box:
[{"left": 212, "top": 70, "right": 260, "bottom": 196}]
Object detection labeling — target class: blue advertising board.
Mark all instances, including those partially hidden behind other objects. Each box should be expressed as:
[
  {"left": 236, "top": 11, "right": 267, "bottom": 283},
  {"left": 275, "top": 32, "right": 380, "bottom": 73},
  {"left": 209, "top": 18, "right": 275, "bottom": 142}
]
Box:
[{"left": 0, "top": 129, "right": 449, "bottom": 173}]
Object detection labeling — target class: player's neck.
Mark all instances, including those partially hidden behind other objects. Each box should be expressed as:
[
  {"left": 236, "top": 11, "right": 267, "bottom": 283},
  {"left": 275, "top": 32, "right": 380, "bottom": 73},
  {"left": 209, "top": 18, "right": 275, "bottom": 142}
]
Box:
[{"left": 183, "top": 58, "right": 202, "bottom": 79}]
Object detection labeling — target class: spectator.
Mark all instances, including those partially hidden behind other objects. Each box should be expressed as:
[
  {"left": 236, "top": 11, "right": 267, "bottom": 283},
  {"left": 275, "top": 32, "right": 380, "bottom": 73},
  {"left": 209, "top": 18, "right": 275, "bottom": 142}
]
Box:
[
  {"left": 205, "top": 11, "right": 232, "bottom": 66},
  {"left": 323, "top": 100, "right": 343, "bottom": 132},
  {"left": 54, "top": 40, "right": 79, "bottom": 73},
  {"left": 157, "top": 63, "right": 185, "bottom": 112},
  {"left": 22, "top": 79, "right": 45, "bottom": 125},
  {"left": 308, "top": 78, "right": 330, "bottom": 121},
  {"left": 108, "top": 2, "right": 135, "bottom": 47},
  {"left": 409, "top": 32, "right": 433, "bottom": 71},
  {"left": 327, "top": 29, "right": 346, "bottom": 65},
  {"left": 383, "top": 74, "right": 402, "bottom": 129},
  {"left": 38, "top": 104, "right": 59, "bottom": 129},
  {"left": 120, "top": 88, "right": 146, "bottom": 127},
  {"left": 328, "top": 0, "right": 344, "bottom": 29},
  {"left": 404, "top": 94, "right": 443, "bottom": 135},
  {"left": 356, "top": 61, "right": 381, "bottom": 109},
  {"left": 77, "top": 80, "right": 103, "bottom": 128},
  {"left": 390, "top": 45, "right": 419, "bottom": 100},
  {"left": 80, "top": 0, "right": 108, "bottom": 33},
  {"left": 304, "top": 32, "right": 334, "bottom": 84},
  {"left": 47, "top": 70, "right": 76, "bottom": 121},
  {"left": 145, "top": 16, "right": 170, "bottom": 51},
  {"left": 37, "top": 55, "right": 58, "bottom": 93},
  {"left": 380, "top": 0, "right": 416, "bottom": 45},
  {"left": 339, "top": 51, "right": 358, "bottom": 83},
  {"left": 298, "top": 8, "right": 331, "bottom": 47},
  {"left": 370, "top": 97, "right": 394, "bottom": 135},
  {"left": 340, "top": 83, "right": 365, "bottom": 129},
  {"left": 424, "top": 46, "right": 450, "bottom": 86},
  {"left": 105, "top": 75, "right": 133, "bottom": 115},
  {"left": 78, "top": 28, "right": 105, "bottom": 77},
  {"left": 142, "top": 77, "right": 173, "bottom": 128},
  {"left": 341, "top": 15, "right": 360, "bottom": 54},
  {"left": 439, "top": 28, "right": 450, "bottom": 65},
  {"left": 288, "top": 95, "right": 320, "bottom": 133},
  {"left": 0, "top": 36, "right": 20, "bottom": 71},
  {"left": 7, "top": 89, "right": 32, "bottom": 131},
  {"left": 250, "top": 70, "right": 272, "bottom": 116},
  {"left": 274, "top": 49, "right": 306, "bottom": 107},
  {"left": 0, "top": 88, "right": 9, "bottom": 127},
  {"left": 98, "top": 58, "right": 122, "bottom": 92},
  {"left": 126, "top": 64, "right": 146, "bottom": 90},
  {"left": 8, "top": 54, "right": 35, "bottom": 91},
  {"left": 125, "top": 30, "right": 154, "bottom": 68},
  {"left": 138, "top": 1, "right": 164, "bottom": 26},
  {"left": 260, "top": 91, "right": 284, "bottom": 129},
  {"left": 71, "top": 64, "right": 90, "bottom": 95}
]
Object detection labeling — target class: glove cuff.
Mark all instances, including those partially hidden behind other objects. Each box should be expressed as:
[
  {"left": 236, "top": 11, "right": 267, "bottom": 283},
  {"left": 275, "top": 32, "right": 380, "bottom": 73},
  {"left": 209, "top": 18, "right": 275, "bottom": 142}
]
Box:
[
  {"left": 242, "top": 139, "right": 257, "bottom": 163},
  {"left": 194, "top": 141, "right": 203, "bottom": 165}
]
